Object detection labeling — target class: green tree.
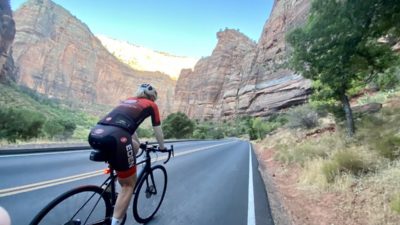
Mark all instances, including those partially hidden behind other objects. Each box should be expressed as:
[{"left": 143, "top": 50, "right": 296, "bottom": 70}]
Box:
[
  {"left": 287, "top": 0, "right": 400, "bottom": 136},
  {"left": 162, "top": 112, "right": 195, "bottom": 139}
]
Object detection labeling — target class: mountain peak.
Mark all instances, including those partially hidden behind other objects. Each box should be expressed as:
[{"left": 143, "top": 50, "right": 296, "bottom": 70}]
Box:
[{"left": 97, "top": 35, "right": 198, "bottom": 80}]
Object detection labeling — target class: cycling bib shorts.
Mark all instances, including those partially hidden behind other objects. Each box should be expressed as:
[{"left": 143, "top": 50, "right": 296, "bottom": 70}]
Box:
[{"left": 88, "top": 124, "right": 136, "bottom": 178}]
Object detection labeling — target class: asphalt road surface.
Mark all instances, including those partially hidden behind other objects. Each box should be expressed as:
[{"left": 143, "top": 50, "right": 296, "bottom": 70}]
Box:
[{"left": 0, "top": 139, "right": 274, "bottom": 225}]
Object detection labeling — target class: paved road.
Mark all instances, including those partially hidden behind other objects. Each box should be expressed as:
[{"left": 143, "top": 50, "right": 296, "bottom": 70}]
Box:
[{"left": 0, "top": 139, "right": 274, "bottom": 225}]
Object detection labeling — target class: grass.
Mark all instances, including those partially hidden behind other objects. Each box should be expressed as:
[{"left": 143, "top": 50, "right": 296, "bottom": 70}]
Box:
[
  {"left": 356, "top": 88, "right": 399, "bottom": 105},
  {"left": 259, "top": 89, "right": 400, "bottom": 223},
  {"left": 391, "top": 193, "right": 400, "bottom": 214}
]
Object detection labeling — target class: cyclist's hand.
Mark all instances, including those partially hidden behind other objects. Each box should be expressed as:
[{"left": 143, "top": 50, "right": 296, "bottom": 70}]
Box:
[{"left": 139, "top": 143, "right": 147, "bottom": 149}]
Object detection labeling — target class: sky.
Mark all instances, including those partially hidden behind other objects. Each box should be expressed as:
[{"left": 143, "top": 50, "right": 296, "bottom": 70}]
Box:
[{"left": 11, "top": 0, "right": 273, "bottom": 58}]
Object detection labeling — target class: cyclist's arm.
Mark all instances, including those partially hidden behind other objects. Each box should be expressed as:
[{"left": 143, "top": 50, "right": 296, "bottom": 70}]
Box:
[{"left": 153, "top": 126, "right": 165, "bottom": 150}]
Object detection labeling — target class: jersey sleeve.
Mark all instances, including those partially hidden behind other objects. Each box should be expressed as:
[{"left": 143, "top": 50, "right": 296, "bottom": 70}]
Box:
[{"left": 150, "top": 102, "right": 161, "bottom": 126}]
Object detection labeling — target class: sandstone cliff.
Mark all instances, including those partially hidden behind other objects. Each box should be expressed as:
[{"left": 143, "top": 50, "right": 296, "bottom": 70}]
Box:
[
  {"left": 12, "top": 0, "right": 175, "bottom": 116},
  {"left": 173, "top": 29, "right": 257, "bottom": 119},
  {"left": 0, "top": 0, "right": 16, "bottom": 83},
  {"left": 97, "top": 35, "right": 198, "bottom": 80},
  {"left": 174, "top": 0, "right": 312, "bottom": 119}
]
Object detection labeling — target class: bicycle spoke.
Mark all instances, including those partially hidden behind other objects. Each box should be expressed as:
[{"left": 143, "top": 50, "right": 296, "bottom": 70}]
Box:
[
  {"left": 32, "top": 188, "right": 110, "bottom": 225},
  {"left": 133, "top": 166, "right": 167, "bottom": 223}
]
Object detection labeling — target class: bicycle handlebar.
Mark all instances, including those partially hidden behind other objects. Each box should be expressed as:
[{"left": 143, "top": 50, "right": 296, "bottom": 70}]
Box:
[{"left": 139, "top": 142, "right": 174, "bottom": 164}]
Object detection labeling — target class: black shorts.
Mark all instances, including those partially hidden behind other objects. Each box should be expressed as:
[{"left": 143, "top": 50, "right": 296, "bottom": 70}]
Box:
[{"left": 88, "top": 124, "right": 136, "bottom": 177}]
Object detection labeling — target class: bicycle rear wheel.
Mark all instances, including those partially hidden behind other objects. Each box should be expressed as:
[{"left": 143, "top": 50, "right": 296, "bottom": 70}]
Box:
[
  {"left": 133, "top": 165, "right": 167, "bottom": 223},
  {"left": 30, "top": 185, "right": 112, "bottom": 225}
]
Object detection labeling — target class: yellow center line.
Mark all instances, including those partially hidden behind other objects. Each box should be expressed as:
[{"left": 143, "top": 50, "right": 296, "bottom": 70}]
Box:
[
  {"left": 0, "top": 170, "right": 104, "bottom": 197},
  {"left": 0, "top": 141, "right": 237, "bottom": 197}
]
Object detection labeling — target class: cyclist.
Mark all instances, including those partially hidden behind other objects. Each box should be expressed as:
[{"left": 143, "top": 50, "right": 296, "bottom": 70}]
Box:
[{"left": 88, "top": 83, "right": 166, "bottom": 225}]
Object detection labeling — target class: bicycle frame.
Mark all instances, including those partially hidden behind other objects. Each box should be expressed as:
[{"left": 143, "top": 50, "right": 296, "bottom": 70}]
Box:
[
  {"left": 85, "top": 144, "right": 174, "bottom": 223},
  {"left": 99, "top": 144, "right": 170, "bottom": 206}
]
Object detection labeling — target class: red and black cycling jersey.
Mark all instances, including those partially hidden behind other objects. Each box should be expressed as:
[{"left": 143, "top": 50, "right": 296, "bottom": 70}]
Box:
[{"left": 98, "top": 97, "right": 161, "bottom": 134}]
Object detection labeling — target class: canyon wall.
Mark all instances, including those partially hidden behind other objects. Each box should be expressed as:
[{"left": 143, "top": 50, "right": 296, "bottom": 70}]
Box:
[
  {"left": 12, "top": 0, "right": 175, "bottom": 116},
  {"left": 0, "top": 0, "right": 16, "bottom": 83},
  {"left": 174, "top": 0, "right": 312, "bottom": 119}
]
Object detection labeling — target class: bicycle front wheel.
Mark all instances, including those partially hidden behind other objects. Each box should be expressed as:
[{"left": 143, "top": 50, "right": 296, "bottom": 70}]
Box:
[
  {"left": 30, "top": 185, "right": 112, "bottom": 225},
  {"left": 133, "top": 165, "right": 168, "bottom": 223}
]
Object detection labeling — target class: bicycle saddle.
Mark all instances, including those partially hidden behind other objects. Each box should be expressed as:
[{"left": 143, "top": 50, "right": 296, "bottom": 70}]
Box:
[{"left": 89, "top": 150, "right": 107, "bottom": 162}]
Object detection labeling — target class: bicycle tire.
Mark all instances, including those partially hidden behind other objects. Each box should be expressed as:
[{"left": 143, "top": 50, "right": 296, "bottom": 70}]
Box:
[
  {"left": 30, "top": 185, "right": 113, "bottom": 225},
  {"left": 133, "top": 165, "right": 168, "bottom": 223}
]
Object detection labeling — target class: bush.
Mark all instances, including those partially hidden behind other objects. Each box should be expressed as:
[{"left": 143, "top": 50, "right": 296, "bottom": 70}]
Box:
[
  {"left": 192, "top": 123, "right": 224, "bottom": 139},
  {"left": 375, "top": 66, "right": 400, "bottom": 90},
  {"left": 356, "top": 111, "right": 400, "bottom": 160},
  {"left": 137, "top": 127, "right": 153, "bottom": 138},
  {"left": 43, "top": 118, "right": 76, "bottom": 140},
  {"left": 246, "top": 115, "right": 286, "bottom": 140},
  {"left": 0, "top": 107, "right": 45, "bottom": 142},
  {"left": 375, "top": 136, "right": 400, "bottom": 160},
  {"left": 162, "top": 112, "right": 194, "bottom": 139},
  {"left": 333, "top": 150, "right": 370, "bottom": 175},
  {"left": 286, "top": 104, "right": 319, "bottom": 129}
]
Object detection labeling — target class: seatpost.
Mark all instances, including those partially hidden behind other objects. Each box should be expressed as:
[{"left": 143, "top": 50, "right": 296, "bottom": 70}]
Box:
[{"left": 109, "top": 167, "right": 117, "bottom": 205}]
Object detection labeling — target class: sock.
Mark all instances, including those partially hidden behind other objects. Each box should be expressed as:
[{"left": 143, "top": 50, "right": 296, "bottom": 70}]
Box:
[{"left": 111, "top": 217, "right": 121, "bottom": 225}]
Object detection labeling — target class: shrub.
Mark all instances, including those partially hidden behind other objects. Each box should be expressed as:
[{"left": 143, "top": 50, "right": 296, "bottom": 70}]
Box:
[
  {"left": 390, "top": 193, "right": 400, "bottom": 214},
  {"left": 247, "top": 115, "right": 286, "bottom": 140},
  {"left": 192, "top": 123, "right": 224, "bottom": 139},
  {"left": 43, "top": 118, "right": 76, "bottom": 140},
  {"left": 375, "top": 66, "right": 400, "bottom": 90},
  {"left": 136, "top": 127, "right": 153, "bottom": 138},
  {"left": 286, "top": 104, "right": 319, "bottom": 129},
  {"left": 356, "top": 111, "right": 400, "bottom": 160},
  {"left": 162, "top": 112, "right": 194, "bottom": 139},
  {"left": 333, "top": 150, "right": 369, "bottom": 175},
  {"left": 375, "top": 136, "right": 400, "bottom": 160},
  {"left": 0, "top": 107, "right": 45, "bottom": 142}
]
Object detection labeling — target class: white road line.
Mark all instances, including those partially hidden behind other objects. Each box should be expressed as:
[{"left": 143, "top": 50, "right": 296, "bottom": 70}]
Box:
[
  {"left": 152, "top": 141, "right": 236, "bottom": 162},
  {"left": 0, "top": 141, "right": 237, "bottom": 197},
  {"left": 247, "top": 143, "right": 256, "bottom": 225},
  {"left": 0, "top": 149, "right": 90, "bottom": 158}
]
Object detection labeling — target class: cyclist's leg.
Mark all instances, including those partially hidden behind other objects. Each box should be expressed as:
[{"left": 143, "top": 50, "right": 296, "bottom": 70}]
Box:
[
  {"left": 113, "top": 172, "right": 137, "bottom": 220},
  {"left": 108, "top": 129, "right": 139, "bottom": 223}
]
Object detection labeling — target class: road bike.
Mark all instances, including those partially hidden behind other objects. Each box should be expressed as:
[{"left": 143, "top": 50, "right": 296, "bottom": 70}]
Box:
[{"left": 29, "top": 142, "right": 174, "bottom": 225}]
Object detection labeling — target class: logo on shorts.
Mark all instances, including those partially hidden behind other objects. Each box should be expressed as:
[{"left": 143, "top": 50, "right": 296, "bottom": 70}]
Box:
[
  {"left": 120, "top": 137, "right": 127, "bottom": 143},
  {"left": 105, "top": 117, "right": 112, "bottom": 121},
  {"left": 93, "top": 128, "right": 104, "bottom": 134},
  {"left": 126, "top": 144, "right": 135, "bottom": 167}
]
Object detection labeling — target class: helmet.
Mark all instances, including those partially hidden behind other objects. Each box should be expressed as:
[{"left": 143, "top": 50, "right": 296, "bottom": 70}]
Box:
[{"left": 136, "top": 83, "right": 158, "bottom": 101}]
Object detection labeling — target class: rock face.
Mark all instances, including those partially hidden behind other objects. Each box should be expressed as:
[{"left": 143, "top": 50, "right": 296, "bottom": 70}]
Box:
[
  {"left": 12, "top": 0, "right": 175, "bottom": 116},
  {"left": 97, "top": 35, "right": 198, "bottom": 80},
  {"left": 0, "top": 0, "right": 16, "bottom": 83},
  {"left": 173, "top": 29, "right": 257, "bottom": 119},
  {"left": 174, "top": 0, "right": 312, "bottom": 119}
]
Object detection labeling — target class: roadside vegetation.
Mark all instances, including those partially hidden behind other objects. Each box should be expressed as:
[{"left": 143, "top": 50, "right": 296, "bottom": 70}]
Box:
[
  {"left": 257, "top": 88, "right": 400, "bottom": 224},
  {"left": 255, "top": 0, "right": 400, "bottom": 224},
  {"left": 0, "top": 82, "right": 99, "bottom": 144}
]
